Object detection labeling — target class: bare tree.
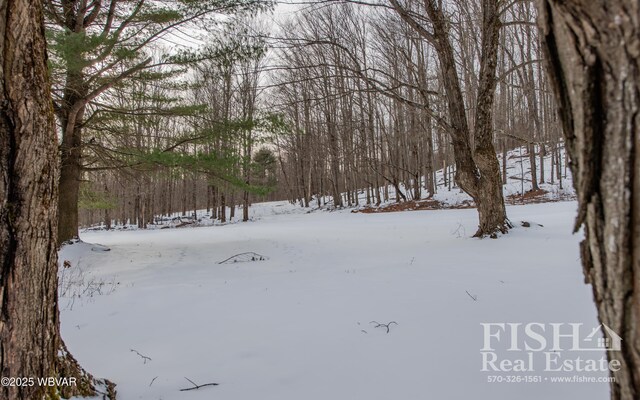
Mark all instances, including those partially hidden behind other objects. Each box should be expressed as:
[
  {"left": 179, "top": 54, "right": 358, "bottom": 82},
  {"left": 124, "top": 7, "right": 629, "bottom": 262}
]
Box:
[
  {"left": 388, "top": 0, "right": 511, "bottom": 236},
  {"left": 70, "top": 1, "right": 564, "bottom": 233}
]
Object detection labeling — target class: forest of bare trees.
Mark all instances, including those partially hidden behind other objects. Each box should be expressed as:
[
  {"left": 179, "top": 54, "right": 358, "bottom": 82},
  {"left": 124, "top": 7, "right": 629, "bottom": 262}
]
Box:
[
  {"left": 2, "top": 0, "right": 638, "bottom": 399},
  {"left": 71, "top": 0, "right": 568, "bottom": 239},
  {"left": 268, "top": 0, "right": 567, "bottom": 236}
]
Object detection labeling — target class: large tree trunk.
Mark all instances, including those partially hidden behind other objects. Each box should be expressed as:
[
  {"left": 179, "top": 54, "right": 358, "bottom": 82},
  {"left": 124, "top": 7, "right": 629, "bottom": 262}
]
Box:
[
  {"left": 473, "top": 149, "right": 511, "bottom": 238},
  {"left": 434, "top": 0, "right": 511, "bottom": 237},
  {"left": 538, "top": 1, "right": 640, "bottom": 399},
  {"left": 57, "top": 66, "right": 89, "bottom": 245},
  {"left": 53, "top": 0, "right": 94, "bottom": 244},
  {"left": 0, "top": 2, "right": 59, "bottom": 397},
  {"left": 58, "top": 121, "right": 83, "bottom": 244},
  {"left": 0, "top": 1, "right": 113, "bottom": 398},
  {"left": 468, "top": 0, "right": 511, "bottom": 237},
  {"left": 390, "top": 0, "right": 511, "bottom": 237}
]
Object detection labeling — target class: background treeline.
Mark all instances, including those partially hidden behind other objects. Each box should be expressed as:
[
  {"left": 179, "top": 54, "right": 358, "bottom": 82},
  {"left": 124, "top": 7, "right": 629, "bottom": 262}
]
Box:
[
  {"left": 269, "top": 1, "right": 565, "bottom": 209},
  {"left": 51, "top": 0, "right": 566, "bottom": 233}
]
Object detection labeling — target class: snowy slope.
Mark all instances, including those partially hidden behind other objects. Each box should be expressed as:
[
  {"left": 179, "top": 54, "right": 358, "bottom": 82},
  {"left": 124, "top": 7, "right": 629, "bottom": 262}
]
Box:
[
  {"left": 434, "top": 146, "right": 574, "bottom": 207},
  {"left": 313, "top": 145, "right": 575, "bottom": 211},
  {"left": 60, "top": 201, "right": 609, "bottom": 400}
]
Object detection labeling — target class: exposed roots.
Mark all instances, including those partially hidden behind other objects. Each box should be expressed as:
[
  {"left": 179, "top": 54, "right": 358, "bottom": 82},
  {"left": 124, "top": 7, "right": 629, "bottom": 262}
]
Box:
[
  {"left": 473, "top": 219, "right": 513, "bottom": 239},
  {"left": 48, "top": 341, "right": 116, "bottom": 400}
]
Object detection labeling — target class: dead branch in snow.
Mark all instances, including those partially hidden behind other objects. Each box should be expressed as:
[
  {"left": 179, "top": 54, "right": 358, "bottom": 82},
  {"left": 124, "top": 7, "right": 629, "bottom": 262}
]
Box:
[
  {"left": 179, "top": 377, "right": 219, "bottom": 391},
  {"left": 130, "top": 349, "right": 152, "bottom": 364},
  {"left": 370, "top": 321, "right": 398, "bottom": 333}
]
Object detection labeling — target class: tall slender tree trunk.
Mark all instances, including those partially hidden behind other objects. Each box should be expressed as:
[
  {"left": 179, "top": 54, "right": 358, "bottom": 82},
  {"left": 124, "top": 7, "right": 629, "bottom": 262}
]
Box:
[
  {"left": 220, "top": 192, "right": 226, "bottom": 223},
  {"left": 538, "top": 1, "right": 640, "bottom": 399},
  {"left": 229, "top": 194, "right": 235, "bottom": 219},
  {"left": 0, "top": 1, "right": 113, "bottom": 398},
  {"left": 327, "top": 119, "right": 342, "bottom": 208},
  {"left": 105, "top": 183, "right": 112, "bottom": 230},
  {"left": 243, "top": 190, "right": 250, "bottom": 222}
]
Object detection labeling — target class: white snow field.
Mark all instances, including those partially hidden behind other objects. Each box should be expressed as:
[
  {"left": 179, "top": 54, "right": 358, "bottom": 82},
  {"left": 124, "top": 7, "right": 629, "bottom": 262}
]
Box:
[{"left": 61, "top": 201, "right": 611, "bottom": 400}]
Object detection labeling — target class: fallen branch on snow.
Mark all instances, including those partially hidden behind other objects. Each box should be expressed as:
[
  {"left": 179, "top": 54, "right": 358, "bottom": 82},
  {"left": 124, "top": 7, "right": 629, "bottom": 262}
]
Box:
[
  {"left": 218, "top": 252, "right": 268, "bottom": 264},
  {"left": 179, "top": 377, "right": 219, "bottom": 392},
  {"left": 130, "top": 349, "right": 152, "bottom": 364},
  {"left": 370, "top": 321, "right": 398, "bottom": 333}
]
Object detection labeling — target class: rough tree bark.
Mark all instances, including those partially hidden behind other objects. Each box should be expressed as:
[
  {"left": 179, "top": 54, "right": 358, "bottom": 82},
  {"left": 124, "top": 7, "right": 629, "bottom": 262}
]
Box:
[
  {"left": 0, "top": 1, "right": 114, "bottom": 398},
  {"left": 538, "top": 1, "right": 640, "bottom": 399}
]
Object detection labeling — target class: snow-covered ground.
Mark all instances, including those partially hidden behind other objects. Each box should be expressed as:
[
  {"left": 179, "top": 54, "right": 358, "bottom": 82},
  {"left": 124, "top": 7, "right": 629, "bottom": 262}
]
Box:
[{"left": 61, "top": 200, "right": 610, "bottom": 400}]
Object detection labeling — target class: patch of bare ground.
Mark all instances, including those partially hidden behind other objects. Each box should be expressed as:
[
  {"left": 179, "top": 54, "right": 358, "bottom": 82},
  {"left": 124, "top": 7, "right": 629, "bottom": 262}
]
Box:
[
  {"left": 353, "top": 199, "right": 474, "bottom": 214},
  {"left": 353, "top": 189, "right": 575, "bottom": 214},
  {"left": 506, "top": 188, "right": 576, "bottom": 205}
]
